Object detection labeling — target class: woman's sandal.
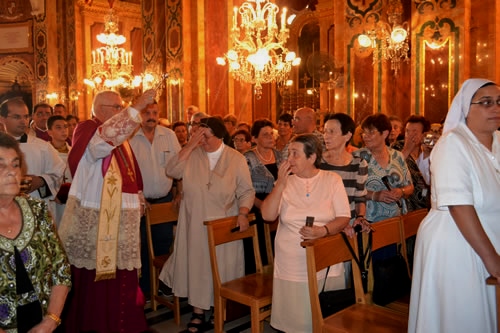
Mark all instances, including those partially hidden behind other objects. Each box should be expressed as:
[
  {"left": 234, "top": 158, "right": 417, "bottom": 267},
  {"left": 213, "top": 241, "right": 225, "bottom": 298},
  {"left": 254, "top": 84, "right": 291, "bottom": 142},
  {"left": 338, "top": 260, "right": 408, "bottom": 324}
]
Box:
[
  {"left": 205, "top": 314, "right": 214, "bottom": 330},
  {"left": 187, "top": 312, "right": 206, "bottom": 333}
]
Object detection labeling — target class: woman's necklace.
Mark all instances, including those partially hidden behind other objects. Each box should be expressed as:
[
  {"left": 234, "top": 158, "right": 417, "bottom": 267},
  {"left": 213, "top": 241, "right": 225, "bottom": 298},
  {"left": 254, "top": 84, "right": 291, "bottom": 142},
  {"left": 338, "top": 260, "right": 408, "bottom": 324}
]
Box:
[
  {"left": 276, "top": 137, "right": 288, "bottom": 151},
  {"left": 255, "top": 148, "right": 273, "bottom": 164},
  {"left": 304, "top": 170, "right": 320, "bottom": 197},
  {"left": 0, "top": 202, "right": 16, "bottom": 235}
]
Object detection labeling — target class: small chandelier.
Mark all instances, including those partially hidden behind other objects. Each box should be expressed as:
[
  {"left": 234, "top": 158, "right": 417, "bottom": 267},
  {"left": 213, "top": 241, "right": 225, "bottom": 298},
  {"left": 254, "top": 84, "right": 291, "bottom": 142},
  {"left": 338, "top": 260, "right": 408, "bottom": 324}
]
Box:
[
  {"left": 84, "top": 9, "right": 142, "bottom": 91},
  {"left": 216, "top": 0, "right": 301, "bottom": 99},
  {"left": 357, "top": 0, "right": 409, "bottom": 74}
]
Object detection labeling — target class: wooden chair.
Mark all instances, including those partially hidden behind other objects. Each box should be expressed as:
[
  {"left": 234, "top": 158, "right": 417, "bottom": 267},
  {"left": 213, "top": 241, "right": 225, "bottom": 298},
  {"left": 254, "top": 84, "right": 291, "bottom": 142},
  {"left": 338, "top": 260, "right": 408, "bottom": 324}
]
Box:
[
  {"left": 145, "top": 202, "right": 181, "bottom": 325},
  {"left": 367, "top": 216, "right": 410, "bottom": 313},
  {"left": 486, "top": 276, "right": 500, "bottom": 333},
  {"left": 205, "top": 215, "right": 273, "bottom": 333},
  {"left": 263, "top": 219, "right": 278, "bottom": 274},
  {"left": 400, "top": 209, "right": 428, "bottom": 277},
  {"left": 303, "top": 233, "right": 408, "bottom": 332}
]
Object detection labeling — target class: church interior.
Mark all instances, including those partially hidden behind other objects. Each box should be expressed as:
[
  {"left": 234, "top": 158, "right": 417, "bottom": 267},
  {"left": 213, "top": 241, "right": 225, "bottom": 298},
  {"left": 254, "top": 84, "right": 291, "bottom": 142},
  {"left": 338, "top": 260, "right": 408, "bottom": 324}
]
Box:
[
  {"left": 0, "top": 0, "right": 499, "bottom": 330},
  {"left": 0, "top": 0, "right": 498, "bottom": 126}
]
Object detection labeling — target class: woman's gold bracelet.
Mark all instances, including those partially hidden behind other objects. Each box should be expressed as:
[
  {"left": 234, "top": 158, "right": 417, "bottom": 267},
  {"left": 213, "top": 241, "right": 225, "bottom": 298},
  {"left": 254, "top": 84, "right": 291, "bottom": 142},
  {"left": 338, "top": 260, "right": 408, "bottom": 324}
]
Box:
[{"left": 46, "top": 312, "right": 62, "bottom": 326}]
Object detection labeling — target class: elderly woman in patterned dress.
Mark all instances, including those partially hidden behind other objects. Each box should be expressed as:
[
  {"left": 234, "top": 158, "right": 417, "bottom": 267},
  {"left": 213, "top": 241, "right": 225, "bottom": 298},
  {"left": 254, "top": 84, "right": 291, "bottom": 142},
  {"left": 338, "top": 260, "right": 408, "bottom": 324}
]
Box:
[{"left": 0, "top": 132, "right": 71, "bottom": 332}]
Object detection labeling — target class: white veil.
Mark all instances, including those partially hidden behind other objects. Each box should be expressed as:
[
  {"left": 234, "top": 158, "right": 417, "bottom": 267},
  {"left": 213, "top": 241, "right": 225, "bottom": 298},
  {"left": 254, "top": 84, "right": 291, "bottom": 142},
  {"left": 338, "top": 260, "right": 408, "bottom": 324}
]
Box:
[{"left": 442, "top": 78, "right": 494, "bottom": 135}]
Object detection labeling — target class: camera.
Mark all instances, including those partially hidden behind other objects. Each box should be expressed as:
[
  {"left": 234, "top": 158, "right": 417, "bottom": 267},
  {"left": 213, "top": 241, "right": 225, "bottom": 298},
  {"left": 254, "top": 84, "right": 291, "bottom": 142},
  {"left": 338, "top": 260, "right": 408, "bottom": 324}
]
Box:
[{"left": 423, "top": 133, "right": 435, "bottom": 147}]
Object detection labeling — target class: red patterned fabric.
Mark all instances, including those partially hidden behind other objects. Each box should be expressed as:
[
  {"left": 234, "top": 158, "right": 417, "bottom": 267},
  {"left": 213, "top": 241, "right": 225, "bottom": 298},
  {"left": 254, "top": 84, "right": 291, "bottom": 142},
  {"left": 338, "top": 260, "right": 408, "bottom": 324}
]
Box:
[{"left": 63, "top": 266, "right": 148, "bottom": 332}]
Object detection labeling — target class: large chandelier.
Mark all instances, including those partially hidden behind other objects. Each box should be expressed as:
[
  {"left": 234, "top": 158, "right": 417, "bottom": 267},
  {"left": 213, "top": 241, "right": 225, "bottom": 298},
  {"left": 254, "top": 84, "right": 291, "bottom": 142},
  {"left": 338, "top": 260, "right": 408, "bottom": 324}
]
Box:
[
  {"left": 84, "top": 9, "right": 142, "bottom": 91},
  {"left": 357, "top": 0, "right": 409, "bottom": 74},
  {"left": 216, "top": 0, "right": 301, "bottom": 99}
]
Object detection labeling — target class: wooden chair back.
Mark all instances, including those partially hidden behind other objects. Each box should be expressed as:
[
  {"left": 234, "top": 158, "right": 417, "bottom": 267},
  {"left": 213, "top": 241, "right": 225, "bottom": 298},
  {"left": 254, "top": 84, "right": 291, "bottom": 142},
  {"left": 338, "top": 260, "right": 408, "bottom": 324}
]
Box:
[
  {"left": 302, "top": 234, "right": 408, "bottom": 332},
  {"left": 400, "top": 209, "right": 428, "bottom": 277},
  {"left": 364, "top": 216, "right": 411, "bottom": 313},
  {"left": 401, "top": 209, "right": 427, "bottom": 240},
  {"left": 205, "top": 214, "right": 273, "bottom": 333},
  {"left": 303, "top": 234, "right": 366, "bottom": 326},
  {"left": 370, "top": 216, "right": 403, "bottom": 252},
  {"left": 486, "top": 276, "right": 500, "bottom": 333},
  {"left": 145, "top": 202, "right": 180, "bottom": 324},
  {"left": 263, "top": 219, "right": 278, "bottom": 273}
]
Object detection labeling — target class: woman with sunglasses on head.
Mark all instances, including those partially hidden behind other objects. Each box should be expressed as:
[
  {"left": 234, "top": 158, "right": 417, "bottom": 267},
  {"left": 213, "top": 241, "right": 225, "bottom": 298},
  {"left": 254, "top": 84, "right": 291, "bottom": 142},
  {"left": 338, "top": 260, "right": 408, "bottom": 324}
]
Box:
[{"left": 409, "top": 79, "right": 500, "bottom": 333}]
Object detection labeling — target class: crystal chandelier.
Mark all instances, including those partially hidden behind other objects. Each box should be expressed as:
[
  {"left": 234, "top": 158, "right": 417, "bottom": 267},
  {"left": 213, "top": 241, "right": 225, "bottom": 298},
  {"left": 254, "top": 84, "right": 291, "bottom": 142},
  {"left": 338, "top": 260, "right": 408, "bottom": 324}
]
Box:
[
  {"left": 216, "top": 0, "right": 301, "bottom": 99},
  {"left": 84, "top": 9, "right": 142, "bottom": 91},
  {"left": 357, "top": 0, "right": 409, "bottom": 74}
]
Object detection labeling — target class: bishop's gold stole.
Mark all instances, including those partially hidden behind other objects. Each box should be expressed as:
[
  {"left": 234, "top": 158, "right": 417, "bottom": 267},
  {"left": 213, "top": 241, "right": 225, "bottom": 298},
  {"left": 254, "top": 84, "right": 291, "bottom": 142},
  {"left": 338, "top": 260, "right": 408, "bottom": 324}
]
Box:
[{"left": 95, "top": 155, "right": 122, "bottom": 281}]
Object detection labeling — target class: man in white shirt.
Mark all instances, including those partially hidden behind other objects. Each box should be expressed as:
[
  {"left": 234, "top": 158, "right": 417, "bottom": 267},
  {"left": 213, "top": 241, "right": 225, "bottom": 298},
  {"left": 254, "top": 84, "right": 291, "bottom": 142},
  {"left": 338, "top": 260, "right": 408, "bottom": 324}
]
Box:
[
  {"left": 129, "top": 100, "right": 181, "bottom": 295},
  {"left": 0, "top": 98, "right": 65, "bottom": 211}
]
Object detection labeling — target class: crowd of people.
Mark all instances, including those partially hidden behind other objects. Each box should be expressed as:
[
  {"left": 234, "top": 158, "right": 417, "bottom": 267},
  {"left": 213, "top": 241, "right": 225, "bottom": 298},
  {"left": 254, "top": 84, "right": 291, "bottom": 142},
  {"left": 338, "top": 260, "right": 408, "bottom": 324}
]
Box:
[{"left": 0, "top": 77, "right": 498, "bottom": 333}]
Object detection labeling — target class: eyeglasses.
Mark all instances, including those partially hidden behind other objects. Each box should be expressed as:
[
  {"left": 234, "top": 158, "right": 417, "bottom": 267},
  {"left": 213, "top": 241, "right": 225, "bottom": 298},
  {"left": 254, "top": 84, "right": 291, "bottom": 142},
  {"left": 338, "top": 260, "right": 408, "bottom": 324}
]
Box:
[
  {"left": 6, "top": 114, "right": 30, "bottom": 120},
  {"left": 233, "top": 138, "right": 247, "bottom": 143},
  {"left": 189, "top": 121, "right": 202, "bottom": 127},
  {"left": 101, "top": 104, "right": 123, "bottom": 111},
  {"left": 470, "top": 99, "right": 500, "bottom": 108},
  {"left": 33, "top": 111, "right": 52, "bottom": 117},
  {"left": 361, "top": 129, "right": 379, "bottom": 136}
]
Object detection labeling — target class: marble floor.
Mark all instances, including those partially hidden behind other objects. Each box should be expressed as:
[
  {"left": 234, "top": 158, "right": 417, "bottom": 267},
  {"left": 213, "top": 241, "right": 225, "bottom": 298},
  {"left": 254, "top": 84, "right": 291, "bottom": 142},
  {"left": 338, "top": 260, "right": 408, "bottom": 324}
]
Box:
[{"left": 145, "top": 299, "right": 276, "bottom": 333}]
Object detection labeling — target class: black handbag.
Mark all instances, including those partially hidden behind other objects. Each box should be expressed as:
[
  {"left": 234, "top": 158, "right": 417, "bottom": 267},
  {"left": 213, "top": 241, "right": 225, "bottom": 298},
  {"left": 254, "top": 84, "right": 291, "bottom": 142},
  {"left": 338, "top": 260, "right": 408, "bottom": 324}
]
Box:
[
  {"left": 318, "top": 265, "right": 356, "bottom": 317},
  {"left": 15, "top": 247, "right": 43, "bottom": 333},
  {"left": 372, "top": 247, "right": 411, "bottom": 306}
]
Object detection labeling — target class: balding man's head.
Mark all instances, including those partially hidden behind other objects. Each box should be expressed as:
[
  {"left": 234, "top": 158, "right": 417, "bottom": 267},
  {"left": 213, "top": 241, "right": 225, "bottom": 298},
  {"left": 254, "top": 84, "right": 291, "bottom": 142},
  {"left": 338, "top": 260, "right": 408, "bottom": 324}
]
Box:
[
  {"left": 92, "top": 91, "right": 123, "bottom": 122},
  {"left": 292, "top": 107, "right": 316, "bottom": 134}
]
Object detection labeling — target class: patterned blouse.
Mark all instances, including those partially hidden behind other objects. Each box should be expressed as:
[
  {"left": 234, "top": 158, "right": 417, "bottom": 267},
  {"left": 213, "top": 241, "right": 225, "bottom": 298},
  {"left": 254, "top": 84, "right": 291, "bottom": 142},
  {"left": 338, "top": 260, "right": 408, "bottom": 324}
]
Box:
[
  {"left": 320, "top": 154, "right": 368, "bottom": 220},
  {"left": 0, "top": 196, "right": 71, "bottom": 330},
  {"left": 354, "top": 147, "right": 412, "bottom": 222},
  {"left": 392, "top": 141, "right": 430, "bottom": 211},
  {"left": 244, "top": 149, "right": 282, "bottom": 197}
]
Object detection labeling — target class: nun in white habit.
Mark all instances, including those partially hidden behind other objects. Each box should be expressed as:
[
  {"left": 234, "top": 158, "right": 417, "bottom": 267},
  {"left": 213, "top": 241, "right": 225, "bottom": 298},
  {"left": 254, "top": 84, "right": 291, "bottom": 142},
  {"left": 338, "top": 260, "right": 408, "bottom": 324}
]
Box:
[{"left": 408, "top": 78, "right": 500, "bottom": 333}]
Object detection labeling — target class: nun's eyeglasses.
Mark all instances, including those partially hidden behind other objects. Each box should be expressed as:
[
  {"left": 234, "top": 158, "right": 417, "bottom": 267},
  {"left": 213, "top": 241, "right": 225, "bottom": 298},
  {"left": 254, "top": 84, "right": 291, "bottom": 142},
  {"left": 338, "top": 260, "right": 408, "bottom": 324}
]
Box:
[{"left": 470, "top": 99, "right": 500, "bottom": 108}]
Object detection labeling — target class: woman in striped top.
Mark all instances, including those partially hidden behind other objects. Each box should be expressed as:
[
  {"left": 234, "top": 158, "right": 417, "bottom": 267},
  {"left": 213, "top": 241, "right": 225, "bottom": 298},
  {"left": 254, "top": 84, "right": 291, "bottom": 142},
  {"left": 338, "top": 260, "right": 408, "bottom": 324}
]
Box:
[{"left": 320, "top": 113, "right": 369, "bottom": 236}]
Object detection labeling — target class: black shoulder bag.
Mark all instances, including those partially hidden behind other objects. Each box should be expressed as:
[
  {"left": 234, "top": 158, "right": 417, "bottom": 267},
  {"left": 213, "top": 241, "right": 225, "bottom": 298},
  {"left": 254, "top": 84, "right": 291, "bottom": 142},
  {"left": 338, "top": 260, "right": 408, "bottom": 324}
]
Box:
[
  {"left": 371, "top": 244, "right": 411, "bottom": 306},
  {"left": 318, "top": 232, "right": 371, "bottom": 317},
  {"left": 318, "top": 265, "right": 356, "bottom": 317}
]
